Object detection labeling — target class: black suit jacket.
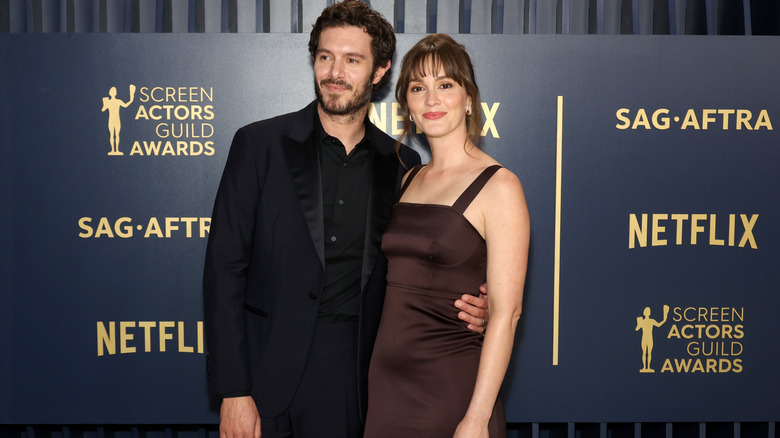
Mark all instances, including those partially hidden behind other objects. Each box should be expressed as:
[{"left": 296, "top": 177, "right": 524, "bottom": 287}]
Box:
[{"left": 203, "top": 101, "right": 421, "bottom": 418}]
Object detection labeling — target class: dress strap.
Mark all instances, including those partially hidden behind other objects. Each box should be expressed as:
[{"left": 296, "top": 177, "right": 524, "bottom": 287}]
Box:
[
  {"left": 451, "top": 165, "right": 502, "bottom": 214},
  {"left": 398, "top": 164, "right": 424, "bottom": 199}
]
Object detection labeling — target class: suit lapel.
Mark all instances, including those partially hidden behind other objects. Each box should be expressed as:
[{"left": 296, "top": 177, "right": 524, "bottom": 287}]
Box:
[
  {"left": 280, "top": 101, "right": 400, "bottom": 284},
  {"left": 361, "top": 137, "right": 399, "bottom": 290},
  {"left": 282, "top": 133, "right": 325, "bottom": 269}
]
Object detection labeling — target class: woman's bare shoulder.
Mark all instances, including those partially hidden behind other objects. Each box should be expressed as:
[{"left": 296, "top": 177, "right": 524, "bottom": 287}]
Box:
[{"left": 483, "top": 166, "right": 525, "bottom": 202}]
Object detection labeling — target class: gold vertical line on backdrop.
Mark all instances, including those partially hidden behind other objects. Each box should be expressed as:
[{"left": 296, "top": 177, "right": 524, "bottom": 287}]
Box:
[{"left": 553, "top": 95, "right": 563, "bottom": 366}]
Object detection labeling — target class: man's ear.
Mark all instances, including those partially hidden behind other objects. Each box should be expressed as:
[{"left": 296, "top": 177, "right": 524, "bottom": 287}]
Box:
[{"left": 372, "top": 60, "right": 391, "bottom": 85}]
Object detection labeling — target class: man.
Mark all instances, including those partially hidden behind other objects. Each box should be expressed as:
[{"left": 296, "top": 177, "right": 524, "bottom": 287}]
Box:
[{"left": 203, "top": 2, "right": 488, "bottom": 437}]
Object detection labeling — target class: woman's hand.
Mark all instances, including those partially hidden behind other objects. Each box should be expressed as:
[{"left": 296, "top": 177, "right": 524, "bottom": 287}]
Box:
[{"left": 453, "top": 417, "right": 489, "bottom": 438}]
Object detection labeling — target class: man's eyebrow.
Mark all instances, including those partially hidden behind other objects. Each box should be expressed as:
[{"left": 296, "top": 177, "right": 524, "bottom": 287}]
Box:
[{"left": 316, "top": 48, "right": 367, "bottom": 59}]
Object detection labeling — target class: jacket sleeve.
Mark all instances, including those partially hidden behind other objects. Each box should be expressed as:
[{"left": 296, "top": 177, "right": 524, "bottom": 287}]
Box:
[{"left": 203, "top": 125, "right": 265, "bottom": 397}]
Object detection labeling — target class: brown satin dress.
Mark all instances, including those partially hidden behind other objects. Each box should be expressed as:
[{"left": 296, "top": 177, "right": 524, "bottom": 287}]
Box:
[{"left": 364, "top": 164, "right": 506, "bottom": 438}]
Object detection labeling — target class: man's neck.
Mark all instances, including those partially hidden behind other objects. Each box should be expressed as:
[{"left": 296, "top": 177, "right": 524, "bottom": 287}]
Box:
[{"left": 317, "top": 104, "right": 368, "bottom": 155}]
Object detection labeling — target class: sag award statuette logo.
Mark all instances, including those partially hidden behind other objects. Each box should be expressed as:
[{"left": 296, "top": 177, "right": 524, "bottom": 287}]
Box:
[
  {"left": 101, "top": 85, "right": 137, "bottom": 155},
  {"left": 635, "top": 305, "right": 669, "bottom": 373}
]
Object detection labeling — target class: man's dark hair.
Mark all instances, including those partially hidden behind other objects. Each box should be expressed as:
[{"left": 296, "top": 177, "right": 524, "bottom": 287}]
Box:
[{"left": 308, "top": 0, "right": 396, "bottom": 90}]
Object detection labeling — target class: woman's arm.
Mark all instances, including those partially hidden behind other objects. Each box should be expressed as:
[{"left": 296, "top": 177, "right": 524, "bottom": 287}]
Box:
[{"left": 455, "top": 168, "right": 530, "bottom": 438}]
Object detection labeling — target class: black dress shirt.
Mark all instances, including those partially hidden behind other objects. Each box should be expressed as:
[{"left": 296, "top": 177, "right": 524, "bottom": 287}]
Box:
[{"left": 315, "top": 113, "right": 373, "bottom": 322}]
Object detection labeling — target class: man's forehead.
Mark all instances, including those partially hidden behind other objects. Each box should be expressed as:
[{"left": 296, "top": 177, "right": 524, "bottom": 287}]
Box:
[
  {"left": 316, "top": 26, "right": 375, "bottom": 64},
  {"left": 318, "top": 25, "right": 371, "bottom": 48}
]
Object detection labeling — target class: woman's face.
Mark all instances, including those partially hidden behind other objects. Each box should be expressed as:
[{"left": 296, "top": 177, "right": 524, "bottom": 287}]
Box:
[{"left": 405, "top": 62, "right": 471, "bottom": 143}]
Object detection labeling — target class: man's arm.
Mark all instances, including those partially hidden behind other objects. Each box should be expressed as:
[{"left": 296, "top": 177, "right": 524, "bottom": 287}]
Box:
[
  {"left": 204, "top": 126, "right": 259, "bottom": 395},
  {"left": 204, "top": 126, "right": 264, "bottom": 435}
]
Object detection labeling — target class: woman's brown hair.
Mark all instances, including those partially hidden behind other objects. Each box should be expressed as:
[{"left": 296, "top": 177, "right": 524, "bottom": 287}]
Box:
[{"left": 395, "top": 33, "right": 482, "bottom": 152}]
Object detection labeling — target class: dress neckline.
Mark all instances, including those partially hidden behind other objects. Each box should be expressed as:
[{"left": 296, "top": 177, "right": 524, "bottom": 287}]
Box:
[
  {"left": 397, "top": 164, "right": 502, "bottom": 215},
  {"left": 392, "top": 202, "right": 487, "bottom": 242}
]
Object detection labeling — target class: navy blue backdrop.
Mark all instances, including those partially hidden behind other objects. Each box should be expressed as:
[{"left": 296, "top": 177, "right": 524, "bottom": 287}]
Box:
[{"left": 1, "top": 34, "right": 778, "bottom": 423}]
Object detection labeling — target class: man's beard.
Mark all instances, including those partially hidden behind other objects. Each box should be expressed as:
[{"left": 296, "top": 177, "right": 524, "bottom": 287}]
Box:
[{"left": 315, "top": 77, "right": 374, "bottom": 117}]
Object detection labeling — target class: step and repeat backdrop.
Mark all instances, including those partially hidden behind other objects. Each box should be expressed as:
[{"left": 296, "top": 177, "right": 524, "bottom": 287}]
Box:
[{"left": 1, "top": 34, "right": 778, "bottom": 423}]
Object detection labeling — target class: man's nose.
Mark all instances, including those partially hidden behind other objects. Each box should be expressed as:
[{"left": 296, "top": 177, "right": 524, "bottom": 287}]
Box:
[{"left": 329, "top": 60, "right": 345, "bottom": 78}]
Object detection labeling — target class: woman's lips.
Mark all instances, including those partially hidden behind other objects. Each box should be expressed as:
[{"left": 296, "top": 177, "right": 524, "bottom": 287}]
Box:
[{"left": 423, "top": 112, "right": 446, "bottom": 120}]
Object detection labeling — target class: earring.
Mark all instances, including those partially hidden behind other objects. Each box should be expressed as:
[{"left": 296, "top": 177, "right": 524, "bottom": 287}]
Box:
[
  {"left": 409, "top": 114, "right": 413, "bottom": 122},
  {"left": 465, "top": 105, "right": 472, "bottom": 116}
]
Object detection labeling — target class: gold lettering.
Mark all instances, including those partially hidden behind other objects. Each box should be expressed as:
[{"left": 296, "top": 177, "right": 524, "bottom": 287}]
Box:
[
  {"left": 671, "top": 214, "right": 688, "bottom": 245},
  {"left": 729, "top": 214, "right": 736, "bottom": 246},
  {"left": 754, "top": 109, "right": 773, "bottom": 130},
  {"left": 197, "top": 321, "right": 204, "bottom": 354},
  {"left": 680, "top": 109, "right": 700, "bottom": 130},
  {"left": 79, "top": 217, "right": 94, "bottom": 238},
  {"left": 718, "top": 109, "right": 735, "bottom": 129},
  {"left": 120, "top": 321, "right": 136, "bottom": 354},
  {"left": 116, "top": 217, "right": 133, "bottom": 238},
  {"left": 710, "top": 214, "right": 724, "bottom": 246},
  {"left": 652, "top": 109, "right": 670, "bottom": 129},
  {"left": 139, "top": 86, "right": 151, "bottom": 102},
  {"left": 139, "top": 321, "right": 156, "bottom": 352},
  {"left": 481, "top": 102, "right": 500, "bottom": 138},
  {"left": 162, "top": 141, "right": 176, "bottom": 155},
  {"left": 97, "top": 321, "right": 115, "bottom": 356},
  {"left": 392, "top": 102, "right": 404, "bottom": 136},
  {"left": 701, "top": 109, "right": 717, "bottom": 130},
  {"left": 738, "top": 214, "right": 758, "bottom": 249},
  {"left": 672, "top": 307, "right": 683, "bottom": 322},
  {"left": 144, "top": 218, "right": 164, "bottom": 238},
  {"left": 135, "top": 105, "right": 149, "bottom": 120},
  {"left": 179, "top": 217, "right": 198, "bottom": 238},
  {"left": 690, "top": 214, "right": 706, "bottom": 245},
  {"left": 631, "top": 109, "right": 650, "bottom": 130},
  {"left": 629, "top": 214, "right": 647, "bottom": 249},
  {"left": 94, "top": 217, "right": 115, "bottom": 238},
  {"left": 200, "top": 217, "right": 211, "bottom": 237},
  {"left": 615, "top": 108, "right": 630, "bottom": 129},
  {"left": 736, "top": 110, "right": 753, "bottom": 130},
  {"left": 368, "top": 102, "right": 387, "bottom": 133},
  {"left": 178, "top": 321, "right": 194, "bottom": 353},
  {"left": 652, "top": 214, "right": 667, "bottom": 246},
  {"left": 159, "top": 321, "right": 175, "bottom": 352},
  {"left": 129, "top": 141, "right": 143, "bottom": 155}
]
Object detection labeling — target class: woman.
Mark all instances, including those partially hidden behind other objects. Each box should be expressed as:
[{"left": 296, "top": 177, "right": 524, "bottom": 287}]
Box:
[{"left": 364, "top": 34, "right": 530, "bottom": 438}]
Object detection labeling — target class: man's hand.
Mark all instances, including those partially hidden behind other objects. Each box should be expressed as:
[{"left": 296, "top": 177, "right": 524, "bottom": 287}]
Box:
[
  {"left": 220, "top": 396, "right": 261, "bottom": 438},
  {"left": 455, "top": 283, "right": 489, "bottom": 334}
]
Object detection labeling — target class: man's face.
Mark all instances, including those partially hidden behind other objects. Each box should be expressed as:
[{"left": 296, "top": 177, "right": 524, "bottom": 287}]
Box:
[{"left": 313, "top": 26, "right": 385, "bottom": 116}]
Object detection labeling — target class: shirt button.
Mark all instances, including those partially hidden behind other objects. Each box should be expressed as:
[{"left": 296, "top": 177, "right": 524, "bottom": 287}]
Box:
[
  {"left": 342, "top": 162, "right": 348, "bottom": 168},
  {"left": 330, "top": 236, "right": 337, "bottom": 242},
  {"left": 338, "top": 199, "right": 344, "bottom": 205}
]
